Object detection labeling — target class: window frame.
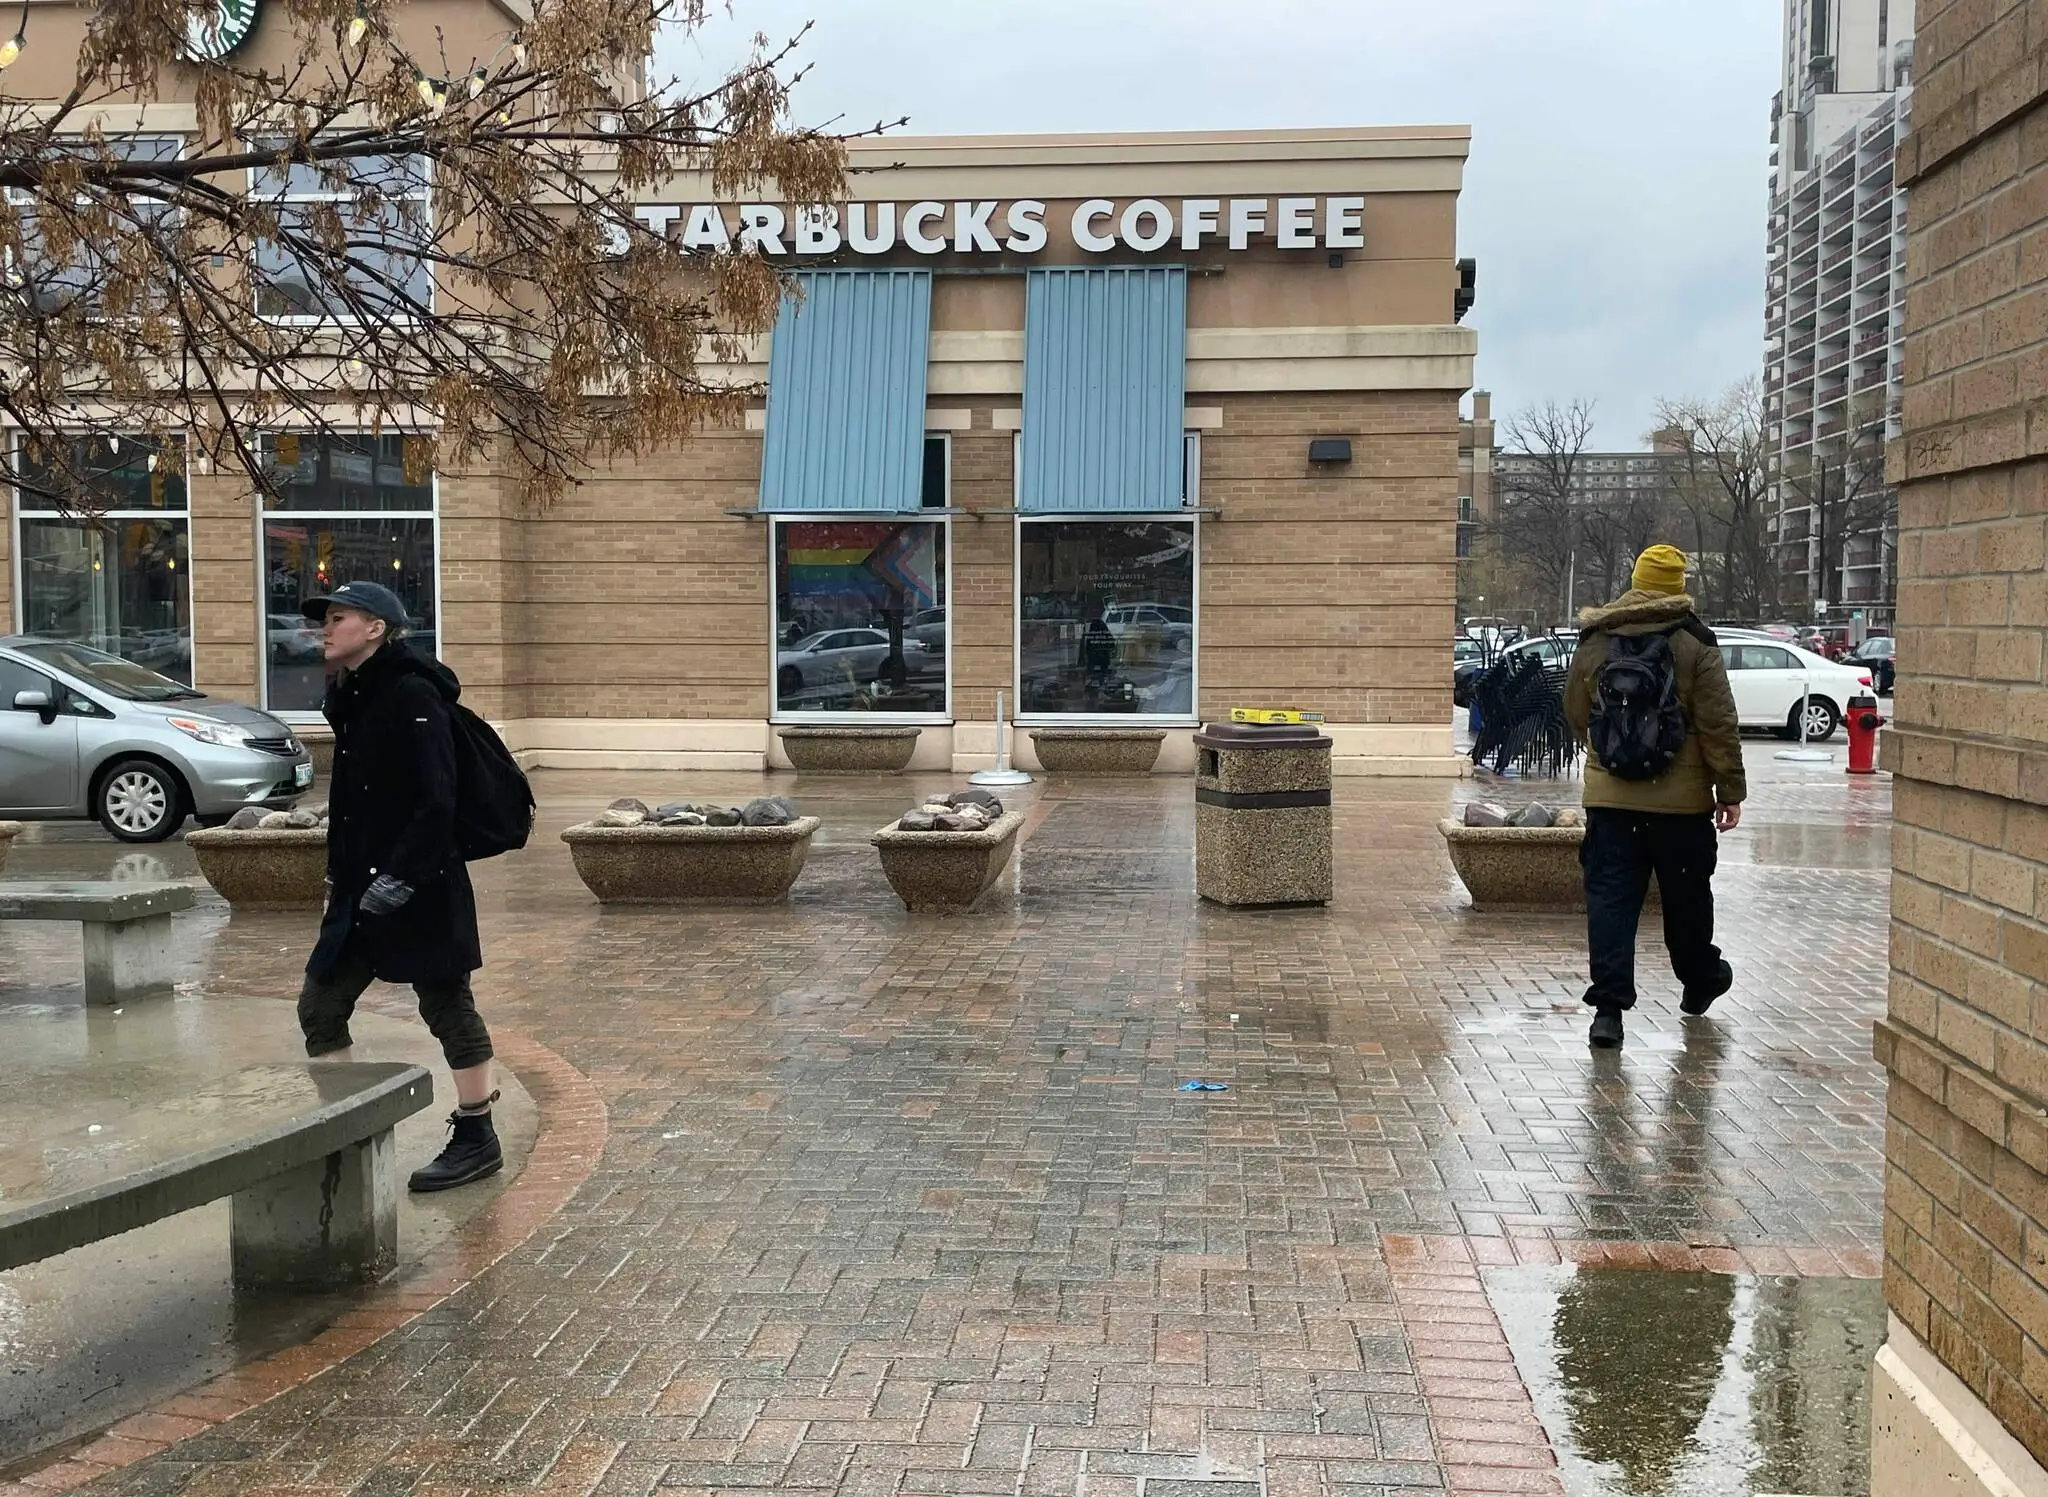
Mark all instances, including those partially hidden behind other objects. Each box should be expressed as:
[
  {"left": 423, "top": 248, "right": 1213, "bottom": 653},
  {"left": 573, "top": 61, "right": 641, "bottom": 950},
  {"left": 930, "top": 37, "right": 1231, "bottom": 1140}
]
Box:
[
  {"left": 247, "top": 145, "right": 433, "bottom": 327},
  {"left": 10, "top": 431, "right": 196, "bottom": 684},
  {"left": 4, "top": 134, "right": 186, "bottom": 319},
  {"left": 766, "top": 514, "right": 953, "bottom": 727},
  {"left": 1012, "top": 511, "right": 1201, "bottom": 728},
  {"left": 253, "top": 430, "right": 442, "bottom": 722}
]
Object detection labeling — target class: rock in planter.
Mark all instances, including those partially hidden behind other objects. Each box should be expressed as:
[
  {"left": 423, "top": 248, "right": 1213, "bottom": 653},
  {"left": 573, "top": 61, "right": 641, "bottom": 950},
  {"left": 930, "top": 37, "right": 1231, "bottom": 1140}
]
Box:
[
  {"left": 1439, "top": 818, "right": 1586, "bottom": 912},
  {"left": 777, "top": 726, "right": 921, "bottom": 773},
  {"left": 561, "top": 818, "right": 822, "bottom": 904},
  {"left": 872, "top": 810, "right": 1027, "bottom": 913},
  {"left": 1028, "top": 728, "right": 1167, "bottom": 775},
  {"left": 0, "top": 820, "right": 20, "bottom": 874},
  {"left": 185, "top": 827, "right": 331, "bottom": 908}
]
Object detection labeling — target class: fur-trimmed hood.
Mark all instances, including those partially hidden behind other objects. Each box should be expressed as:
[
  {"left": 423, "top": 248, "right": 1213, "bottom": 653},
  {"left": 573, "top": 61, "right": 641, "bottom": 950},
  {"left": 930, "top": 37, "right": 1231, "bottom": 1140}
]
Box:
[{"left": 1577, "top": 590, "right": 1702, "bottom": 638}]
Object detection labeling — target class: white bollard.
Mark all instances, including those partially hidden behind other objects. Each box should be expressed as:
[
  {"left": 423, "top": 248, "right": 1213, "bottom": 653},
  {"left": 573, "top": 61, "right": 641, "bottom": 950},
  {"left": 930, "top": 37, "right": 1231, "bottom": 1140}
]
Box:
[{"left": 970, "top": 690, "right": 1033, "bottom": 787}]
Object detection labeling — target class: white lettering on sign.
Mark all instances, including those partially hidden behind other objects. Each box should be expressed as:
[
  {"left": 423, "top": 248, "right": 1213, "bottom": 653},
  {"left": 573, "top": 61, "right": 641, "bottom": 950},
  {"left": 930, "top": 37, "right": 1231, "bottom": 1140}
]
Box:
[{"left": 633, "top": 197, "right": 1370, "bottom": 256}]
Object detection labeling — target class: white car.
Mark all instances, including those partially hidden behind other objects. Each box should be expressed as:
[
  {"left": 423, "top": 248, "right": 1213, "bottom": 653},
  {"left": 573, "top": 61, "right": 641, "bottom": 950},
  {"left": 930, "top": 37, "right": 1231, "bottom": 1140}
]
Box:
[
  {"left": 775, "top": 627, "right": 922, "bottom": 697},
  {"left": 1102, "top": 602, "right": 1193, "bottom": 652},
  {"left": 1717, "top": 639, "right": 1874, "bottom": 741}
]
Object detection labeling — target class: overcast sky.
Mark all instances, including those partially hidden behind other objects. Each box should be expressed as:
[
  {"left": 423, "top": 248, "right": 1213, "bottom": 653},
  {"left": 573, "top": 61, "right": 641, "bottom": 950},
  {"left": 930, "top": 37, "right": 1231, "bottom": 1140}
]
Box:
[{"left": 658, "top": 0, "right": 1784, "bottom": 451}]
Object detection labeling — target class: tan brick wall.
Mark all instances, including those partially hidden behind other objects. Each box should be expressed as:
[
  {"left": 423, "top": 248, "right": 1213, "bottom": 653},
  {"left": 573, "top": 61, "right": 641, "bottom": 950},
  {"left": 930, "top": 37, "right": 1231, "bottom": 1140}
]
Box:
[{"left": 1883, "top": 0, "right": 2048, "bottom": 1467}]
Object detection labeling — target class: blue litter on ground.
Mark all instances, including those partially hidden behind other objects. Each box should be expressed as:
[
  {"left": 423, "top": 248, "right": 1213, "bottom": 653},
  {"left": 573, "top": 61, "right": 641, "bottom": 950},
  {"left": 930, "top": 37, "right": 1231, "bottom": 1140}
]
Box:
[{"left": 1176, "top": 1080, "right": 1229, "bottom": 1092}]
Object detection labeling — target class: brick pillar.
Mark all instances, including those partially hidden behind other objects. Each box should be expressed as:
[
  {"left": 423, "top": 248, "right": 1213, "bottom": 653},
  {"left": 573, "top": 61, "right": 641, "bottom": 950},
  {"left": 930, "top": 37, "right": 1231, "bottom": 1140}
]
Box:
[{"left": 1874, "top": 3, "right": 2048, "bottom": 1490}]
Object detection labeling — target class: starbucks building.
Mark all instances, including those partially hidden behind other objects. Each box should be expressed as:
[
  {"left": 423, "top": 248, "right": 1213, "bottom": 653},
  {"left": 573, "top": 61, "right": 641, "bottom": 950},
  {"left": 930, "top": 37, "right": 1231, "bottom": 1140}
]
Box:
[{"left": 1, "top": 116, "right": 1477, "bottom": 775}]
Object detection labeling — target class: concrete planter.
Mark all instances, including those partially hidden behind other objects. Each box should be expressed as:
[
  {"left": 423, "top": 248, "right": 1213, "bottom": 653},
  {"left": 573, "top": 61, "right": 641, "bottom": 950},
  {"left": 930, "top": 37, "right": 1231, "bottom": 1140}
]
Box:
[
  {"left": 1439, "top": 820, "right": 1586, "bottom": 912},
  {"left": 777, "top": 727, "right": 920, "bottom": 773},
  {"left": 872, "top": 810, "right": 1026, "bottom": 913},
  {"left": 185, "top": 828, "right": 330, "bottom": 909},
  {"left": 561, "top": 818, "right": 821, "bottom": 904},
  {"left": 1029, "top": 728, "right": 1167, "bottom": 775}
]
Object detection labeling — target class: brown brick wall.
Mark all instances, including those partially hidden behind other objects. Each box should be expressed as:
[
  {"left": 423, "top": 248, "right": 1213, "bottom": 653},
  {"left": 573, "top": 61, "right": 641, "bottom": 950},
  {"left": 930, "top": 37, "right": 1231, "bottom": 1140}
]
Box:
[
  {"left": 1884, "top": 0, "right": 2048, "bottom": 1466},
  {"left": 6, "top": 390, "right": 1457, "bottom": 729}
]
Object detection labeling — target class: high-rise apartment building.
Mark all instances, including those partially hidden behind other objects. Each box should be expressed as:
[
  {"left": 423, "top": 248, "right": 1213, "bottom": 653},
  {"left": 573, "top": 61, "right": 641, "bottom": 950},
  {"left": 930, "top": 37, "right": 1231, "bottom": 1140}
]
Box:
[{"left": 1764, "top": 0, "right": 1916, "bottom": 624}]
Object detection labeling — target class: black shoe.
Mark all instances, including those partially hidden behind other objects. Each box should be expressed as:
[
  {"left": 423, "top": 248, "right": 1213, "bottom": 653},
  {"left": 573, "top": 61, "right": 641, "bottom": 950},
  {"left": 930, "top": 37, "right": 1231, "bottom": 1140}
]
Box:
[
  {"left": 1681, "top": 960, "right": 1734, "bottom": 1017},
  {"left": 1589, "top": 1009, "right": 1625, "bottom": 1049},
  {"left": 409, "top": 1109, "right": 503, "bottom": 1193}
]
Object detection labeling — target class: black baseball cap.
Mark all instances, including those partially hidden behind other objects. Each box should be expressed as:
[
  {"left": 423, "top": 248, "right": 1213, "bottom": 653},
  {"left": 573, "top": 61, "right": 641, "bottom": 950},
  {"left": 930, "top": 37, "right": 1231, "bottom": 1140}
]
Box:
[{"left": 302, "top": 581, "right": 409, "bottom": 627}]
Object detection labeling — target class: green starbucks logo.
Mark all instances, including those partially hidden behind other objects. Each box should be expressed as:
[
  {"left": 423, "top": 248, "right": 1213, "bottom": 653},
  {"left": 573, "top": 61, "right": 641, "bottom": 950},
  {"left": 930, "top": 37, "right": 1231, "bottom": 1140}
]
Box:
[{"left": 185, "top": 0, "right": 258, "bottom": 60}]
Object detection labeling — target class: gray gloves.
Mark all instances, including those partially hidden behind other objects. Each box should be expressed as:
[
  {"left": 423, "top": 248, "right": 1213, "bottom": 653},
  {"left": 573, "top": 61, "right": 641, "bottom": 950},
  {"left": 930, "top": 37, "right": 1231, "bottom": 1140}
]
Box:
[{"left": 358, "top": 874, "right": 414, "bottom": 916}]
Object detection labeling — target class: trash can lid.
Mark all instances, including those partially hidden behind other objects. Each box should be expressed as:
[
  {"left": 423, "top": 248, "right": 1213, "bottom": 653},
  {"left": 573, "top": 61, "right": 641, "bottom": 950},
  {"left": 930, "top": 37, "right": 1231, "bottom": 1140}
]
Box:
[{"left": 1194, "top": 722, "right": 1333, "bottom": 750}]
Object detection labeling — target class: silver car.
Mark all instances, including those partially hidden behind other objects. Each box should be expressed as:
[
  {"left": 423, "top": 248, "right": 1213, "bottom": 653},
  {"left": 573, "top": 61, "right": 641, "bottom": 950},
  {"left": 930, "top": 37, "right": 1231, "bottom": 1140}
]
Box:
[{"left": 0, "top": 636, "right": 313, "bottom": 842}]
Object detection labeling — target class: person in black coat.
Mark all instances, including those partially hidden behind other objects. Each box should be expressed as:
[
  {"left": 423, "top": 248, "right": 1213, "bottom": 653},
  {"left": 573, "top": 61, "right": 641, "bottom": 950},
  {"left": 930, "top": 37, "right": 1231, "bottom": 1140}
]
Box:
[{"left": 294, "top": 581, "right": 502, "bottom": 1192}]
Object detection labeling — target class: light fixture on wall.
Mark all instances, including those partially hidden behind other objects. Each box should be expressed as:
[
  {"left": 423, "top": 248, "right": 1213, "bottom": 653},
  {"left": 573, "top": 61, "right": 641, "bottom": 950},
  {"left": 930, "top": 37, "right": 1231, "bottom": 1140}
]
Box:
[{"left": 1307, "top": 439, "right": 1352, "bottom": 464}]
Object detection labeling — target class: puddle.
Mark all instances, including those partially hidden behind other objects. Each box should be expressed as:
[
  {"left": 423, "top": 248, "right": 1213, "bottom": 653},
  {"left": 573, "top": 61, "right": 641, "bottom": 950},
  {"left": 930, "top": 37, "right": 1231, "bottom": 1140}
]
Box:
[{"left": 1486, "top": 1265, "right": 1882, "bottom": 1496}]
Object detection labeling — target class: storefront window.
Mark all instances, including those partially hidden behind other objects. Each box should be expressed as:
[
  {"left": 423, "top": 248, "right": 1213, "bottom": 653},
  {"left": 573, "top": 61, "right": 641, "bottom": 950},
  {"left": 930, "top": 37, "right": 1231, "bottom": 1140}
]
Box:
[
  {"left": 13, "top": 437, "right": 192, "bottom": 684},
  {"left": 1018, "top": 519, "right": 1195, "bottom": 718},
  {"left": 260, "top": 434, "right": 436, "bottom": 712},
  {"left": 772, "top": 519, "right": 947, "bottom": 717}
]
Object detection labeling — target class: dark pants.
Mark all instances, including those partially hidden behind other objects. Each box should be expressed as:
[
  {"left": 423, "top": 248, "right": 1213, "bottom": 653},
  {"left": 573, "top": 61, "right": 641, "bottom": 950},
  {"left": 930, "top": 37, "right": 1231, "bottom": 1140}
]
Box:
[
  {"left": 298, "top": 936, "right": 494, "bottom": 1070},
  {"left": 1581, "top": 808, "right": 1723, "bottom": 1011}
]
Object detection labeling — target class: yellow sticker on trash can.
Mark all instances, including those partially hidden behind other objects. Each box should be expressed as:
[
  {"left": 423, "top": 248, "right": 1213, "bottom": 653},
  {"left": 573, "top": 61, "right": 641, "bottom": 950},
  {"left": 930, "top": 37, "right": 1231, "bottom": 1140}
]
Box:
[{"left": 1228, "top": 708, "right": 1326, "bottom": 725}]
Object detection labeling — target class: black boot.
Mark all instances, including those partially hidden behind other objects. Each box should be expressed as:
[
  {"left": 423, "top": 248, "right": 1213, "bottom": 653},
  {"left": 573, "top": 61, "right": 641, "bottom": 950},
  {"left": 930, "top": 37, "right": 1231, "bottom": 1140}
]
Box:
[
  {"left": 1681, "top": 960, "right": 1734, "bottom": 1017},
  {"left": 409, "top": 1108, "right": 503, "bottom": 1192},
  {"left": 1589, "top": 1008, "right": 1625, "bottom": 1049}
]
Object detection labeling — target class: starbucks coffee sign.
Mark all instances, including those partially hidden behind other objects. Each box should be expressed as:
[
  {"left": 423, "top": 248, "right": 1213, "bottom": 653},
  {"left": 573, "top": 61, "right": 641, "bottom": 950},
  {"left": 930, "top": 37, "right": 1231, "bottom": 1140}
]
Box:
[
  {"left": 629, "top": 197, "right": 1369, "bottom": 256},
  {"left": 185, "top": 0, "right": 259, "bottom": 59}
]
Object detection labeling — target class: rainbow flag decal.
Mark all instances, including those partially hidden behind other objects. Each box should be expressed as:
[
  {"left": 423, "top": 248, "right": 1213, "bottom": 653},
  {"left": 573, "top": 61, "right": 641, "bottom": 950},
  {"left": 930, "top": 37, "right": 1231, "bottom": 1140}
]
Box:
[{"left": 864, "top": 524, "right": 938, "bottom": 607}]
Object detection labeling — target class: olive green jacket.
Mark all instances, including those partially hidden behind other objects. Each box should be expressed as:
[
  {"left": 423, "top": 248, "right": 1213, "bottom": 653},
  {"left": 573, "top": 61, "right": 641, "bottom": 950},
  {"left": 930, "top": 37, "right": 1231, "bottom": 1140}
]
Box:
[{"left": 1562, "top": 590, "right": 1748, "bottom": 814}]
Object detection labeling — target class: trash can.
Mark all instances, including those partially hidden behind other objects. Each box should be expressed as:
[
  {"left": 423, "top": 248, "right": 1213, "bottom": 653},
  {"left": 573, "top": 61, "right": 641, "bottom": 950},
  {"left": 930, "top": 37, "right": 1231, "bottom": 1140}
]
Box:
[{"left": 1193, "top": 721, "right": 1333, "bottom": 906}]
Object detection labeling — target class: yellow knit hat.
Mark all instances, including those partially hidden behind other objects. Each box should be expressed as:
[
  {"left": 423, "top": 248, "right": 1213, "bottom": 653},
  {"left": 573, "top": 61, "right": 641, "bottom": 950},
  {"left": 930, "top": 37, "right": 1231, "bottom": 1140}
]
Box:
[{"left": 1631, "top": 544, "right": 1687, "bottom": 596}]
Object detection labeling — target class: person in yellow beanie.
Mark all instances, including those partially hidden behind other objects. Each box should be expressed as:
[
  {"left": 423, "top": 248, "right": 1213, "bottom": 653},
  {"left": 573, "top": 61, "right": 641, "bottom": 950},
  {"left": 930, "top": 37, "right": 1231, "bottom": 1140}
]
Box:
[{"left": 1561, "top": 545, "right": 1747, "bottom": 1049}]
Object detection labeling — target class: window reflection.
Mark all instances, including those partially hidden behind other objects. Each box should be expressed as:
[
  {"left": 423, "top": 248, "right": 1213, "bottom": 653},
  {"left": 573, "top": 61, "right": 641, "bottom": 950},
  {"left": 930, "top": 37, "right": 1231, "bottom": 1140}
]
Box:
[
  {"left": 773, "top": 519, "right": 946, "bottom": 715},
  {"left": 1018, "top": 520, "right": 1195, "bottom": 717}
]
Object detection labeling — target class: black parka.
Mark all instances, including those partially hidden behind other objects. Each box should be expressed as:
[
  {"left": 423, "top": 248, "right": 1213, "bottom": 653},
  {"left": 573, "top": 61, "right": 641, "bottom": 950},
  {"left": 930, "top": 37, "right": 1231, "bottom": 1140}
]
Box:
[{"left": 307, "top": 643, "right": 482, "bottom": 983}]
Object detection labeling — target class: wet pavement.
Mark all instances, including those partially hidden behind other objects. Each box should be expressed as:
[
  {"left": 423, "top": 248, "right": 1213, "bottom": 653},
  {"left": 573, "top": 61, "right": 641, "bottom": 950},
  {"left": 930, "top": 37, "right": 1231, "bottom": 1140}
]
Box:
[{"left": 0, "top": 741, "right": 1889, "bottom": 1497}]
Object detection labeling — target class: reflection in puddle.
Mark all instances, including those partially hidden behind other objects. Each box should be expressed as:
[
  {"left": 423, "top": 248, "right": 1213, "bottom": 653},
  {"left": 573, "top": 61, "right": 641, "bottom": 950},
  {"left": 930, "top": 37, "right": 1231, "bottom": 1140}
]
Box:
[
  {"left": 1748, "top": 822, "right": 1891, "bottom": 870},
  {"left": 1487, "top": 1266, "right": 1882, "bottom": 1496}
]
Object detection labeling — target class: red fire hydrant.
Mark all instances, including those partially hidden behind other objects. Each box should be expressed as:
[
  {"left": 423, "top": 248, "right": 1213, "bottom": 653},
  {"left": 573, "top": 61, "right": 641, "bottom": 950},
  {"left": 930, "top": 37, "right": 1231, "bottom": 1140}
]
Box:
[{"left": 1846, "top": 693, "right": 1885, "bottom": 775}]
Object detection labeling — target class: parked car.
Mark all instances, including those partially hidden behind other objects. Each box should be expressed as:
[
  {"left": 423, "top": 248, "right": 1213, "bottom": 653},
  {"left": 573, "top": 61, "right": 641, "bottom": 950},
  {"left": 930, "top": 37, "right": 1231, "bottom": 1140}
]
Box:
[
  {"left": 0, "top": 636, "right": 312, "bottom": 842},
  {"left": 904, "top": 607, "right": 947, "bottom": 676},
  {"left": 1717, "top": 639, "right": 1874, "bottom": 741},
  {"left": 775, "top": 627, "right": 924, "bottom": 697},
  {"left": 1454, "top": 632, "right": 1573, "bottom": 709},
  {"left": 1844, "top": 633, "right": 1897, "bottom": 694},
  {"left": 1102, "top": 602, "right": 1193, "bottom": 653}
]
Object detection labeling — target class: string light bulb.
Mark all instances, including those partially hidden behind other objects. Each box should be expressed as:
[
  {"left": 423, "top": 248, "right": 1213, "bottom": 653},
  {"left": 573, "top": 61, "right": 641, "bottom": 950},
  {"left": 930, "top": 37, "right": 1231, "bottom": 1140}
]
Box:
[
  {"left": 509, "top": 40, "right": 525, "bottom": 68},
  {"left": 345, "top": 1, "right": 366, "bottom": 47},
  {"left": 469, "top": 66, "right": 487, "bottom": 99},
  {"left": 413, "top": 69, "right": 447, "bottom": 114},
  {"left": 0, "top": 31, "right": 23, "bottom": 68}
]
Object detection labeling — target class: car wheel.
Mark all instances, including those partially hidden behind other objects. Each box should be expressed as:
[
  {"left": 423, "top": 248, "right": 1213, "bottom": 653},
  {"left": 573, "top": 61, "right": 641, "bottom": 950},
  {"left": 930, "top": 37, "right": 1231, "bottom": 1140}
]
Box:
[
  {"left": 777, "top": 665, "right": 803, "bottom": 698},
  {"left": 1791, "top": 697, "right": 1840, "bottom": 743},
  {"left": 96, "top": 758, "right": 185, "bottom": 843}
]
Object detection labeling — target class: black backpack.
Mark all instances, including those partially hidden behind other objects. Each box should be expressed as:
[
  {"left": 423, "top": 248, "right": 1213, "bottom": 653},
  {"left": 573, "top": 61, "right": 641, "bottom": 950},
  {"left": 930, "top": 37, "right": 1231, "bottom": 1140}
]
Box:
[
  {"left": 449, "top": 705, "right": 535, "bottom": 860},
  {"left": 1588, "top": 628, "right": 1689, "bottom": 781}
]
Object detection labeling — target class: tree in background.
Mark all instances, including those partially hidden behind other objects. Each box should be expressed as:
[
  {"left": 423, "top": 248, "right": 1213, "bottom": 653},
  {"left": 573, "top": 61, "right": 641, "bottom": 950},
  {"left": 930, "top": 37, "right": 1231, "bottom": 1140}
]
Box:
[
  {"left": 1655, "top": 379, "right": 1777, "bottom": 620},
  {"left": 1777, "top": 393, "right": 1893, "bottom": 614},
  {"left": 0, "top": 0, "right": 873, "bottom": 509},
  {"left": 1489, "top": 397, "right": 1596, "bottom": 623}
]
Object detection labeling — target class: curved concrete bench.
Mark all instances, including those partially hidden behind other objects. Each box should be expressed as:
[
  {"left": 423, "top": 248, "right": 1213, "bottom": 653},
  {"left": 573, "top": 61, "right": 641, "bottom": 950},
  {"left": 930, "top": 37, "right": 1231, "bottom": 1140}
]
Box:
[{"left": 0, "top": 1061, "right": 434, "bottom": 1289}]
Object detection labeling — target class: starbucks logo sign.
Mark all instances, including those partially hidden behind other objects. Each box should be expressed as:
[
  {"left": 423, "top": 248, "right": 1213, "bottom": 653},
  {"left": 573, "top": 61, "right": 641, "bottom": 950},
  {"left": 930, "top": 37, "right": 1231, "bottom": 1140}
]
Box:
[{"left": 185, "top": 0, "right": 258, "bottom": 59}]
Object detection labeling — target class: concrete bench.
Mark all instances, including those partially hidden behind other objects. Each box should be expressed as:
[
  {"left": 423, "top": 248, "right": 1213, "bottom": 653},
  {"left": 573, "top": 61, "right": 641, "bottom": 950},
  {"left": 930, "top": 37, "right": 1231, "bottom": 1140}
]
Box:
[
  {"left": 0, "top": 881, "right": 197, "bottom": 1003},
  {"left": 0, "top": 1061, "right": 434, "bottom": 1289}
]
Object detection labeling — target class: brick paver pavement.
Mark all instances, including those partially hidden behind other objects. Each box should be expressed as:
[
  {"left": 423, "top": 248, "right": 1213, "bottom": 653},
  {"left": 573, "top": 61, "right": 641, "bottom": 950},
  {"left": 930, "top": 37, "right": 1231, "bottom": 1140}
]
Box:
[{"left": 0, "top": 750, "right": 1891, "bottom": 1497}]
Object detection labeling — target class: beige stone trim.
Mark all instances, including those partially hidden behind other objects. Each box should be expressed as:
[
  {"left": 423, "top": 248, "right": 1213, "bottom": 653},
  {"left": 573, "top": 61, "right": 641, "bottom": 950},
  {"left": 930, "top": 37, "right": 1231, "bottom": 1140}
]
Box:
[
  {"left": 1184, "top": 407, "right": 1225, "bottom": 430},
  {"left": 743, "top": 408, "right": 767, "bottom": 431},
  {"left": 1873, "top": 1317, "right": 2048, "bottom": 1497},
  {"left": 715, "top": 325, "right": 1476, "bottom": 398},
  {"left": 923, "top": 408, "right": 973, "bottom": 432},
  {"left": 642, "top": 126, "right": 1470, "bottom": 203},
  {"left": 993, "top": 409, "right": 1024, "bottom": 431}
]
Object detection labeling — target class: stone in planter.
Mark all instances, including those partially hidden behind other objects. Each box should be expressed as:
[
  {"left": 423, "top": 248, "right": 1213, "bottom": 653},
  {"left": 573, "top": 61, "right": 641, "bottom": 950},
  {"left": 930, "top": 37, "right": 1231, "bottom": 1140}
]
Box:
[
  {"left": 185, "top": 827, "right": 330, "bottom": 908},
  {"left": 872, "top": 810, "right": 1026, "bottom": 913},
  {"left": 561, "top": 818, "right": 822, "bottom": 904},
  {"left": 777, "top": 726, "right": 921, "bottom": 773},
  {"left": 0, "top": 820, "right": 20, "bottom": 874},
  {"left": 1029, "top": 728, "right": 1167, "bottom": 775}
]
